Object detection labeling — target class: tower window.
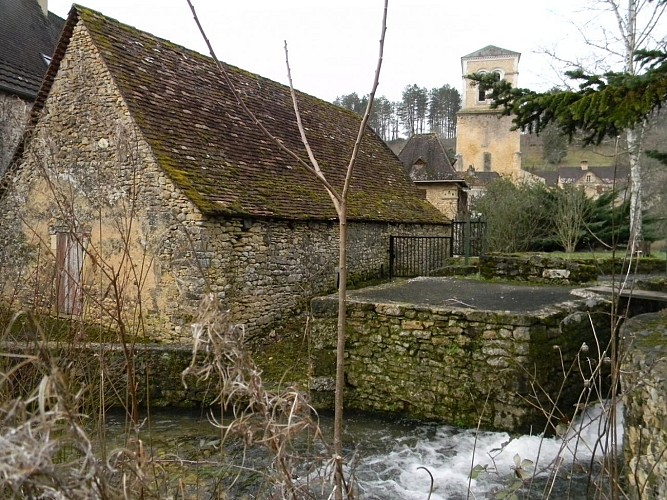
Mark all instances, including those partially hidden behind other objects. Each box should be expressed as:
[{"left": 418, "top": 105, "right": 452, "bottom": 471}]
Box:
[{"left": 483, "top": 152, "right": 492, "bottom": 171}]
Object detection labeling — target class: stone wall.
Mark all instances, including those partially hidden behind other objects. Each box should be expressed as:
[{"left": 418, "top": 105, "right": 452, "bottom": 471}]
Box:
[
  {"left": 480, "top": 253, "right": 598, "bottom": 284},
  {"left": 0, "top": 341, "right": 213, "bottom": 408},
  {"left": 0, "top": 92, "right": 30, "bottom": 176},
  {"left": 311, "top": 293, "right": 611, "bottom": 433},
  {"left": 621, "top": 312, "right": 667, "bottom": 499}
]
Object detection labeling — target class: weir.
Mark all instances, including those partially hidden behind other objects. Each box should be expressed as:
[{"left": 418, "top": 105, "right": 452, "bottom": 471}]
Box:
[{"left": 310, "top": 277, "right": 614, "bottom": 433}]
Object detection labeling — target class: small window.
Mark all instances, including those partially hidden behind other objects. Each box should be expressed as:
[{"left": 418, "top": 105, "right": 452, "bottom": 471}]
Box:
[
  {"left": 586, "top": 174, "right": 592, "bottom": 183},
  {"left": 54, "top": 230, "right": 87, "bottom": 316},
  {"left": 483, "top": 152, "right": 492, "bottom": 171},
  {"left": 42, "top": 54, "right": 52, "bottom": 65}
]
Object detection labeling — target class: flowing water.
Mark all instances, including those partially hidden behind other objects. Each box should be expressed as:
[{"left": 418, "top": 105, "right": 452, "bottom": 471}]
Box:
[{"left": 104, "top": 401, "right": 622, "bottom": 499}]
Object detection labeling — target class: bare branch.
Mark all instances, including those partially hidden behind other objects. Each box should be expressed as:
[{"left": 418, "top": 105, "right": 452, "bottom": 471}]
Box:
[
  {"left": 342, "top": 0, "right": 388, "bottom": 200},
  {"left": 283, "top": 42, "right": 342, "bottom": 208}
]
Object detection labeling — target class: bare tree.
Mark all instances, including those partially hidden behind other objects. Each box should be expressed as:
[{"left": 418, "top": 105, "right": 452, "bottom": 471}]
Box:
[
  {"left": 553, "top": 184, "right": 590, "bottom": 253},
  {"left": 185, "top": 1, "right": 389, "bottom": 497},
  {"left": 549, "top": 0, "right": 667, "bottom": 248}
]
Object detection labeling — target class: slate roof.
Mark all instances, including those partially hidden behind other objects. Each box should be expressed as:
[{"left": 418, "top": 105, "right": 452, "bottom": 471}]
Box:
[
  {"left": 462, "top": 45, "right": 520, "bottom": 60},
  {"left": 463, "top": 170, "right": 501, "bottom": 187},
  {"left": 28, "top": 5, "right": 445, "bottom": 224},
  {"left": 533, "top": 165, "right": 630, "bottom": 186},
  {"left": 398, "top": 134, "right": 466, "bottom": 184},
  {"left": 0, "top": 0, "right": 64, "bottom": 99}
]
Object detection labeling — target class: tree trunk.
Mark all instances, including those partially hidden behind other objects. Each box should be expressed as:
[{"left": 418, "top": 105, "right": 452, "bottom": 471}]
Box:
[
  {"left": 334, "top": 206, "right": 347, "bottom": 499},
  {"left": 627, "top": 127, "right": 643, "bottom": 247}
]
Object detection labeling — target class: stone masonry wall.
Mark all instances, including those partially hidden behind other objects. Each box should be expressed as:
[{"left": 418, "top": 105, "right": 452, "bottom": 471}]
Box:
[
  {"left": 311, "top": 294, "right": 611, "bottom": 433},
  {"left": 0, "top": 92, "right": 30, "bottom": 176},
  {"left": 621, "top": 312, "right": 667, "bottom": 500},
  {"left": 480, "top": 253, "right": 598, "bottom": 284}
]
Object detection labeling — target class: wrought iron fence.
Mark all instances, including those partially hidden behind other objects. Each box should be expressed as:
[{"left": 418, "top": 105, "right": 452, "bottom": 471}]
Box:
[
  {"left": 452, "top": 219, "right": 486, "bottom": 257},
  {"left": 389, "top": 236, "right": 453, "bottom": 279},
  {"left": 389, "top": 221, "right": 486, "bottom": 279}
]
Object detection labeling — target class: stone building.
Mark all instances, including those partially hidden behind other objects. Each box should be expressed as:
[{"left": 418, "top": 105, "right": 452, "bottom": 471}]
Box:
[
  {"left": 0, "top": 0, "right": 64, "bottom": 174},
  {"left": 0, "top": 6, "right": 449, "bottom": 343},
  {"left": 534, "top": 160, "right": 630, "bottom": 199},
  {"left": 455, "top": 45, "right": 522, "bottom": 179},
  {"left": 397, "top": 133, "right": 468, "bottom": 219}
]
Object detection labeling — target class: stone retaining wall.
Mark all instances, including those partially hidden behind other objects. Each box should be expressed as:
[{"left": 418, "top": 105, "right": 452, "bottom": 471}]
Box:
[
  {"left": 311, "top": 294, "right": 611, "bottom": 433},
  {"left": 480, "top": 253, "right": 666, "bottom": 284},
  {"left": 480, "top": 253, "right": 598, "bottom": 284},
  {"left": 621, "top": 313, "right": 667, "bottom": 499},
  {"left": 0, "top": 341, "right": 213, "bottom": 408}
]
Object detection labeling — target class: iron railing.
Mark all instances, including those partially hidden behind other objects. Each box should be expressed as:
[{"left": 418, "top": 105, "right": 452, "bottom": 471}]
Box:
[
  {"left": 389, "top": 236, "right": 453, "bottom": 279},
  {"left": 451, "top": 219, "right": 487, "bottom": 257},
  {"left": 389, "top": 220, "right": 486, "bottom": 279}
]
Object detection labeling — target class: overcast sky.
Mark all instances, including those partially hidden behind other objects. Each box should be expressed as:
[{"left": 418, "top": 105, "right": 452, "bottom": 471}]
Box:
[{"left": 47, "top": 0, "right": 662, "bottom": 103}]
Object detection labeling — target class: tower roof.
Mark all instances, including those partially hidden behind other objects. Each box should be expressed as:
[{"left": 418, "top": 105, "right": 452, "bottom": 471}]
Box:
[{"left": 462, "top": 45, "right": 520, "bottom": 60}]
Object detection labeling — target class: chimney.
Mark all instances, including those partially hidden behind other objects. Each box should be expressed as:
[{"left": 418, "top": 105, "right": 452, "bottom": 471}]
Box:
[
  {"left": 580, "top": 160, "right": 589, "bottom": 171},
  {"left": 38, "top": 0, "right": 48, "bottom": 16}
]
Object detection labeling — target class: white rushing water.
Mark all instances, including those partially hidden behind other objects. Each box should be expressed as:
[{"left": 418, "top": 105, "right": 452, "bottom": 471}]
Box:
[
  {"left": 350, "top": 401, "right": 624, "bottom": 499},
  {"left": 106, "top": 400, "right": 623, "bottom": 498}
]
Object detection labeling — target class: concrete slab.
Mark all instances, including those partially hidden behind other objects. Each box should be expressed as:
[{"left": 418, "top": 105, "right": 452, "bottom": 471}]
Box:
[{"left": 347, "top": 276, "right": 583, "bottom": 312}]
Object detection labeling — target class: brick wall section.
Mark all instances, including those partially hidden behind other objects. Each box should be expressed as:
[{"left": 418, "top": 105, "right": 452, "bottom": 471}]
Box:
[
  {"left": 311, "top": 295, "right": 611, "bottom": 432},
  {"left": 0, "top": 22, "right": 449, "bottom": 342}
]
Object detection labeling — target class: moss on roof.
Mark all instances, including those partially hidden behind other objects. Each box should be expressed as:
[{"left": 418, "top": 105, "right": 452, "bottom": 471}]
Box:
[{"left": 63, "top": 6, "right": 446, "bottom": 224}]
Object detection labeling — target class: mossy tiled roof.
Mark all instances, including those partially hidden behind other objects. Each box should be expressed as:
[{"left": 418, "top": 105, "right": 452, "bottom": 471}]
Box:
[{"left": 40, "top": 5, "right": 447, "bottom": 224}]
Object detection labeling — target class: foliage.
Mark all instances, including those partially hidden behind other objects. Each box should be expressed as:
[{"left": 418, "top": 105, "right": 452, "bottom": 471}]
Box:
[
  {"left": 398, "top": 84, "right": 429, "bottom": 136},
  {"left": 582, "top": 190, "right": 631, "bottom": 249},
  {"left": 469, "top": 49, "right": 667, "bottom": 146},
  {"left": 333, "top": 83, "right": 460, "bottom": 140},
  {"left": 428, "top": 84, "right": 461, "bottom": 139},
  {"left": 541, "top": 121, "right": 568, "bottom": 165},
  {"left": 473, "top": 178, "right": 638, "bottom": 253},
  {"left": 553, "top": 184, "right": 591, "bottom": 253},
  {"left": 472, "top": 178, "right": 555, "bottom": 252}
]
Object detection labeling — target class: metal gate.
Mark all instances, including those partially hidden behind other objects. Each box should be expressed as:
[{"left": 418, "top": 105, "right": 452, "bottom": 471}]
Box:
[
  {"left": 452, "top": 219, "right": 486, "bottom": 257},
  {"left": 389, "top": 236, "right": 453, "bottom": 279}
]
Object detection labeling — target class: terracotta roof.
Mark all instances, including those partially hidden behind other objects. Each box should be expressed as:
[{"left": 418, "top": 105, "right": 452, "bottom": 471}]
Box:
[
  {"left": 462, "top": 45, "right": 520, "bottom": 60},
  {"left": 27, "top": 5, "right": 446, "bottom": 225},
  {"left": 0, "top": 0, "right": 64, "bottom": 99},
  {"left": 398, "top": 134, "right": 465, "bottom": 184}
]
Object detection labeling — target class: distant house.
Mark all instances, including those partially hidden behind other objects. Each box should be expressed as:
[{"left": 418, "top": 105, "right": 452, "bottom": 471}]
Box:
[
  {"left": 534, "top": 160, "right": 630, "bottom": 199},
  {"left": 0, "top": 0, "right": 64, "bottom": 173},
  {"left": 0, "top": 5, "right": 449, "bottom": 342},
  {"left": 462, "top": 168, "right": 502, "bottom": 203},
  {"left": 398, "top": 133, "right": 468, "bottom": 219}
]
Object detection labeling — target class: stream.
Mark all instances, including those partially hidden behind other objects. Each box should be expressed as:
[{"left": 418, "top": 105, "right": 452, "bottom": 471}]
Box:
[{"left": 103, "top": 401, "right": 622, "bottom": 499}]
